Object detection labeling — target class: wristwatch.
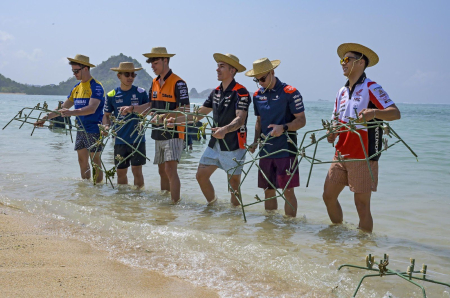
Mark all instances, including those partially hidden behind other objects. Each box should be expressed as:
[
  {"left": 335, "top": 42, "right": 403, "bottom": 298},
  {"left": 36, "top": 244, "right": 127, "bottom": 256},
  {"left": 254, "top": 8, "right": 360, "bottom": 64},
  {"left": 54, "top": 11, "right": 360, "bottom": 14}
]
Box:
[{"left": 283, "top": 124, "right": 289, "bottom": 132}]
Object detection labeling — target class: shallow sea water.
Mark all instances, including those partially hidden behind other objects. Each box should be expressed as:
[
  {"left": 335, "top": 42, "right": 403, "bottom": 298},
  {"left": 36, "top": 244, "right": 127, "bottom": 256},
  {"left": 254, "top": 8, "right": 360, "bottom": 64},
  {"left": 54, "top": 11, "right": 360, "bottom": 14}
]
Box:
[{"left": 1, "top": 94, "right": 449, "bottom": 297}]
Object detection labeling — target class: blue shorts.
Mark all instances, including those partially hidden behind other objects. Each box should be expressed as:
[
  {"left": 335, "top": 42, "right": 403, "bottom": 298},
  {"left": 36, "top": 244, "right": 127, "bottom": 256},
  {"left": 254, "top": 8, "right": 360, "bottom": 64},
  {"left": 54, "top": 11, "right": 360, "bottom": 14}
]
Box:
[{"left": 199, "top": 141, "right": 246, "bottom": 175}]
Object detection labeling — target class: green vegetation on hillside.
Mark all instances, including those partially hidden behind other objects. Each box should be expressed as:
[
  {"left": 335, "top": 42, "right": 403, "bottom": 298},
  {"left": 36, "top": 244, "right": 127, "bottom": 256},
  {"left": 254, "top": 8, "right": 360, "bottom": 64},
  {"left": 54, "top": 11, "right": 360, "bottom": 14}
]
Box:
[{"left": 0, "top": 54, "right": 153, "bottom": 95}]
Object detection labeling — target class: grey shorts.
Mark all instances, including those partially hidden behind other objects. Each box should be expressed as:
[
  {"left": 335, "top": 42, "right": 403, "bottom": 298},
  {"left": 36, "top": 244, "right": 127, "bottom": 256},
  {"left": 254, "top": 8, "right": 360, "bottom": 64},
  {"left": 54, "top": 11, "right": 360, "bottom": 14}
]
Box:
[
  {"left": 153, "top": 138, "right": 184, "bottom": 164},
  {"left": 74, "top": 131, "right": 103, "bottom": 152},
  {"left": 199, "top": 141, "right": 246, "bottom": 175}
]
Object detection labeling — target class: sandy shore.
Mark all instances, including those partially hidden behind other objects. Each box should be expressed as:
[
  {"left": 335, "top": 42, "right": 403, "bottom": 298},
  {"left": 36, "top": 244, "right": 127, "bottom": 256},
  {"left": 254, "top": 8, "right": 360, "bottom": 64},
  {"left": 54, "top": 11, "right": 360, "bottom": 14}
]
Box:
[{"left": 0, "top": 205, "right": 219, "bottom": 298}]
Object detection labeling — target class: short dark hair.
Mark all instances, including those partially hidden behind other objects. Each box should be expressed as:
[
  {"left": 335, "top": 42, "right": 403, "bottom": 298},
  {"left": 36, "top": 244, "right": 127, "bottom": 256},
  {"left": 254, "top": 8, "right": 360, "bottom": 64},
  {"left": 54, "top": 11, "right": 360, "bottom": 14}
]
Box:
[
  {"left": 350, "top": 51, "right": 369, "bottom": 69},
  {"left": 227, "top": 64, "right": 238, "bottom": 77},
  {"left": 146, "top": 57, "right": 170, "bottom": 64},
  {"left": 69, "top": 61, "right": 90, "bottom": 70}
]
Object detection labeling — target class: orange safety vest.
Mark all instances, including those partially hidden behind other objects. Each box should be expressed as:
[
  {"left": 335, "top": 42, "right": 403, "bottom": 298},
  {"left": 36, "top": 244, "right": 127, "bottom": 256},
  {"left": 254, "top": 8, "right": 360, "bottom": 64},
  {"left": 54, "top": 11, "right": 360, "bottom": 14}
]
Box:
[{"left": 151, "top": 72, "right": 186, "bottom": 140}]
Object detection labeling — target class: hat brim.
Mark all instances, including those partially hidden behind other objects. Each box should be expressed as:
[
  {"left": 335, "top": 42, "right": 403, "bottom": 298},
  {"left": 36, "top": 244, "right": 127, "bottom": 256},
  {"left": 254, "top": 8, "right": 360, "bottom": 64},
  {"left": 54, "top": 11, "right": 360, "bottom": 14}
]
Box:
[
  {"left": 213, "top": 53, "right": 246, "bottom": 73},
  {"left": 142, "top": 53, "right": 176, "bottom": 58},
  {"left": 67, "top": 57, "right": 96, "bottom": 68},
  {"left": 337, "top": 43, "right": 379, "bottom": 67},
  {"left": 110, "top": 67, "right": 143, "bottom": 72},
  {"left": 245, "top": 60, "right": 280, "bottom": 77}
]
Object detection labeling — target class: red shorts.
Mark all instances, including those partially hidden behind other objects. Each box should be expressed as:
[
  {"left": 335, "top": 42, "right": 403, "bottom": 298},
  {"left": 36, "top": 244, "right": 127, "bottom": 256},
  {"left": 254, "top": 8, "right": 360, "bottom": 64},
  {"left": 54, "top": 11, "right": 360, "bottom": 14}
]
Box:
[{"left": 258, "top": 156, "right": 300, "bottom": 189}]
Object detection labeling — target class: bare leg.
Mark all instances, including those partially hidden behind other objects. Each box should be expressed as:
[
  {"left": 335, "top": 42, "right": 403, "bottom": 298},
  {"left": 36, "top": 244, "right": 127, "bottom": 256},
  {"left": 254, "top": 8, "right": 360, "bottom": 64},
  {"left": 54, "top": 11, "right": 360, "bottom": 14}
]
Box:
[
  {"left": 131, "top": 165, "right": 144, "bottom": 188},
  {"left": 264, "top": 189, "right": 277, "bottom": 211},
  {"left": 228, "top": 174, "right": 242, "bottom": 206},
  {"left": 322, "top": 179, "right": 346, "bottom": 224},
  {"left": 77, "top": 149, "right": 90, "bottom": 180},
  {"left": 158, "top": 163, "right": 170, "bottom": 192},
  {"left": 117, "top": 168, "right": 128, "bottom": 185},
  {"left": 90, "top": 151, "right": 103, "bottom": 183},
  {"left": 354, "top": 192, "right": 373, "bottom": 232},
  {"left": 283, "top": 188, "right": 297, "bottom": 217},
  {"left": 196, "top": 164, "right": 218, "bottom": 203},
  {"left": 164, "top": 160, "right": 181, "bottom": 203}
]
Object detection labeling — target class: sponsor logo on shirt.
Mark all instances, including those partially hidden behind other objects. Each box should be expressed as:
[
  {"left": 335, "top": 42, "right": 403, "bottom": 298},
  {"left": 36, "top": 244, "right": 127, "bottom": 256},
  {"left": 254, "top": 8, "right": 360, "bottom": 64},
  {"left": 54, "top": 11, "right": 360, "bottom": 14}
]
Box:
[
  {"left": 353, "top": 97, "right": 361, "bottom": 102},
  {"left": 341, "top": 90, "right": 346, "bottom": 97},
  {"left": 258, "top": 96, "right": 267, "bottom": 101},
  {"left": 74, "top": 99, "right": 87, "bottom": 105},
  {"left": 180, "top": 89, "right": 188, "bottom": 95},
  {"left": 296, "top": 102, "right": 303, "bottom": 108},
  {"left": 177, "top": 81, "right": 186, "bottom": 86},
  {"left": 355, "top": 89, "right": 363, "bottom": 96},
  {"left": 273, "top": 95, "right": 279, "bottom": 101},
  {"left": 162, "top": 93, "right": 173, "bottom": 98},
  {"left": 384, "top": 99, "right": 392, "bottom": 103},
  {"left": 340, "top": 99, "right": 346, "bottom": 104},
  {"left": 295, "top": 98, "right": 302, "bottom": 103},
  {"left": 293, "top": 94, "right": 301, "bottom": 99},
  {"left": 153, "top": 91, "right": 157, "bottom": 98},
  {"left": 240, "top": 96, "right": 249, "bottom": 103}
]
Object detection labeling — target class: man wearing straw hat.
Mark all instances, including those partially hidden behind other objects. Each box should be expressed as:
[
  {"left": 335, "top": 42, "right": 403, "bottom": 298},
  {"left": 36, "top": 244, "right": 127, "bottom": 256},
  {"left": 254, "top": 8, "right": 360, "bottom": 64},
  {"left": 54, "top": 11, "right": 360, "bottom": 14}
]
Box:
[
  {"left": 246, "top": 58, "right": 306, "bottom": 217},
  {"left": 35, "top": 54, "right": 105, "bottom": 183},
  {"left": 102, "top": 62, "right": 149, "bottom": 188},
  {"left": 124, "top": 47, "right": 189, "bottom": 203},
  {"left": 168, "top": 53, "right": 251, "bottom": 206},
  {"left": 323, "top": 43, "right": 401, "bottom": 232}
]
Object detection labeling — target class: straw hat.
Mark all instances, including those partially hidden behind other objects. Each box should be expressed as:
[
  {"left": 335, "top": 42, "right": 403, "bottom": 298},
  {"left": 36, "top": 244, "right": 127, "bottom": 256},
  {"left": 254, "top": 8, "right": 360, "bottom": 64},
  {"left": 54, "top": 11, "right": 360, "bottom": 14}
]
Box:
[
  {"left": 245, "top": 58, "right": 280, "bottom": 77},
  {"left": 337, "top": 43, "right": 379, "bottom": 67},
  {"left": 213, "top": 53, "right": 246, "bottom": 73},
  {"left": 110, "top": 62, "right": 143, "bottom": 72},
  {"left": 67, "top": 54, "right": 96, "bottom": 68},
  {"left": 143, "top": 47, "right": 175, "bottom": 58}
]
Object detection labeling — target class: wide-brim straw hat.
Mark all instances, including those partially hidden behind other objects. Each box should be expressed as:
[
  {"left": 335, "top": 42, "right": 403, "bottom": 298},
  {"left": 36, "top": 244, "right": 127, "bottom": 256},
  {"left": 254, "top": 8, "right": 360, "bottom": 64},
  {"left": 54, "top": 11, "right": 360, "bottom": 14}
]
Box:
[
  {"left": 337, "top": 43, "right": 379, "bottom": 67},
  {"left": 245, "top": 58, "right": 280, "bottom": 77},
  {"left": 110, "top": 62, "right": 143, "bottom": 72},
  {"left": 67, "top": 54, "right": 96, "bottom": 68},
  {"left": 143, "top": 47, "right": 175, "bottom": 58},
  {"left": 213, "top": 53, "right": 246, "bottom": 73}
]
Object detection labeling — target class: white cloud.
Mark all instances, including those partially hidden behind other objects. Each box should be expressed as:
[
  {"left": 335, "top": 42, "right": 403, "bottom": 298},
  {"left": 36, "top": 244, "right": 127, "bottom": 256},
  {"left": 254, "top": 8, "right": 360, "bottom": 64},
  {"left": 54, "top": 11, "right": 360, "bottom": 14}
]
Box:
[
  {"left": 404, "top": 69, "right": 438, "bottom": 86},
  {"left": 15, "top": 48, "right": 43, "bottom": 61},
  {"left": 0, "top": 30, "right": 13, "bottom": 42}
]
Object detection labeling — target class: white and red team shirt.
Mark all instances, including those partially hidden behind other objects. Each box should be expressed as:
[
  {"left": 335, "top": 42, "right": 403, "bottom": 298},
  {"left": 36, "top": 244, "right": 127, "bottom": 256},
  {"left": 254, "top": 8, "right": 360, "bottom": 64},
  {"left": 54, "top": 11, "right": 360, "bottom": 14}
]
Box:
[{"left": 332, "top": 73, "right": 395, "bottom": 161}]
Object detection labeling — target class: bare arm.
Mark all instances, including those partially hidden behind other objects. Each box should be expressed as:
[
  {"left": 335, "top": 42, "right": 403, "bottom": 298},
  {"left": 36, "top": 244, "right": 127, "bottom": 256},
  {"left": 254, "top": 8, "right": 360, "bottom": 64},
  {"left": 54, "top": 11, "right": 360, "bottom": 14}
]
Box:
[
  {"left": 358, "top": 104, "right": 401, "bottom": 122},
  {"left": 211, "top": 110, "right": 248, "bottom": 139},
  {"left": 102, "top": 112, "right": 112, "bottom": 126},
  {"left": 248, "top": 116, "right": 262, "bottom": 153},
  {"left": 268, "top": 111, "right": 306, "bottom": 137},
  {"left": 60, "top": 98, "right": 101, "bottom": 117},
  {"left": 34, "top": 99, "right": 73, "bottom": 126}
]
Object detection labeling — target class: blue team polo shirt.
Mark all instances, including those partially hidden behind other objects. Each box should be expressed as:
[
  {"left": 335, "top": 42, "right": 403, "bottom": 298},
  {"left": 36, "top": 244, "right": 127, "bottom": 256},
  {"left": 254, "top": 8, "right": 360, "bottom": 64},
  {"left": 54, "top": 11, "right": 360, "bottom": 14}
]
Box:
[
  {"left": 67, "top": 77, "right": 105, "bottom": 133},
  {"left": 105, "top": 85, "right": 149, "bottom": 145},
  {"left": 253, "top": 77, "right": 305, "bottom": 158}
]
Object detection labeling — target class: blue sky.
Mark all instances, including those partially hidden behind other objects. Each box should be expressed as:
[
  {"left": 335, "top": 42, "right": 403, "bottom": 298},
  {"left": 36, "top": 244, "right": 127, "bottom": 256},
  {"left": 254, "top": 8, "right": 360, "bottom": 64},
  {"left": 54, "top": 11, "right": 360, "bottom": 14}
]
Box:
[{"left": 1, "top": 0, "right": 449, "bottom": 104}]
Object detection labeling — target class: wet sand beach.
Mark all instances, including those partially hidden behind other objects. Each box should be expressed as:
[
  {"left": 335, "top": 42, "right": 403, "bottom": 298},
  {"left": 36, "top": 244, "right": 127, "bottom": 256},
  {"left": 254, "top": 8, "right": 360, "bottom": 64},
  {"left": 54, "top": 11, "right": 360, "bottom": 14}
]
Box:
[{"left": 0, "top": 205, "right": 218, "bottom": 298}]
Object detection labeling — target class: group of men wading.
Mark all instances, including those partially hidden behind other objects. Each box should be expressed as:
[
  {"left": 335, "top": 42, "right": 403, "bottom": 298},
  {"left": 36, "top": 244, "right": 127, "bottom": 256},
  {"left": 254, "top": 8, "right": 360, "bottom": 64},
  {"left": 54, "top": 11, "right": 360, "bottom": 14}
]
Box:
[{"left": 35, "top": 43, "right": 401, "bottom": 232}]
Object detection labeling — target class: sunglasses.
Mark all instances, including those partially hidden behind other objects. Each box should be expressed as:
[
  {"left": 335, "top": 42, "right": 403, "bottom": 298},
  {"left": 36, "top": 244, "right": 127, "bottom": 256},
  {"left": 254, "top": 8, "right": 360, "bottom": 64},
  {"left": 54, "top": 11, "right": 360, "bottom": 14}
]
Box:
[
  {"left": 253, "top": 72, "right": 271, "bottom": 83},
  {"left": 72, "top": 68, "right": 84, "bottom": 74},
  {"left": 120, "top": 72, "right": 137, "bottom": 78},
  {"left": 340, "top": 56, "right": 361, "bottom": 65}
]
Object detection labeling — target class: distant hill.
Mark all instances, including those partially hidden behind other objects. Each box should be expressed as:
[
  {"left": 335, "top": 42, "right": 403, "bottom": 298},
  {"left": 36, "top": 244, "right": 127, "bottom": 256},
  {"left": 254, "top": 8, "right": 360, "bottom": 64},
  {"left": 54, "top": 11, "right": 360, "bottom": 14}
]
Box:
[
  {"left": 0, "top": 54, "right": 153, "bottom": 95},
  {"left": 189, "top": 88, "right": 213, "bottom": 99}
]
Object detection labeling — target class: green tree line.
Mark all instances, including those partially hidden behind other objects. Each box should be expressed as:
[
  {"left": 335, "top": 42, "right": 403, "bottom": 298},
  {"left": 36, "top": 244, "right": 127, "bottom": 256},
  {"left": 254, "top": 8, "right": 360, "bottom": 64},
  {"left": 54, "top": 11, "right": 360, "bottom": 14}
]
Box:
[{"left": 0, "top": 54, "right": 153, "bottom": 95}]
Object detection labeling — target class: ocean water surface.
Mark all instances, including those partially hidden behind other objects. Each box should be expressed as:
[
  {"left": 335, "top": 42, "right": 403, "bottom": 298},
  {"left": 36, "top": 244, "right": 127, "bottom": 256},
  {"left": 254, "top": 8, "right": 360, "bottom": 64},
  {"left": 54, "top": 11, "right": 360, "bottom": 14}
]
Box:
[{"left": 1, "top": 94, "right": 449, "bottom": 297}]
